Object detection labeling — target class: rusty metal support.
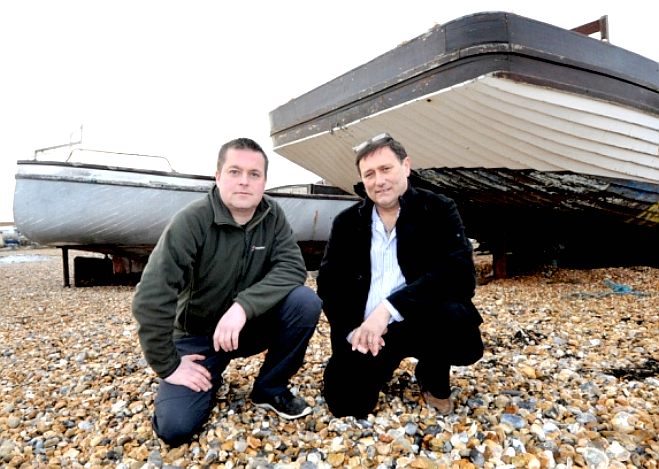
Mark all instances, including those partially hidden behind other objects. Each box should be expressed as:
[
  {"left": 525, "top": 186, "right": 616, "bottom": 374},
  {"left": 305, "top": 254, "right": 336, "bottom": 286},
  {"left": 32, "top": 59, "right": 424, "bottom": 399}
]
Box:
[
  {"left": 571, "top": 15, "right": 609, "bottom": 42},
  {"left": 491, "top": 234, "right": 510, "bottom": 279},
  {"left": 492, "top": 250, "right": 509, "bottom": 279},
  {"left": 61, "top": 247, "right": 70, "bottom": 287}
]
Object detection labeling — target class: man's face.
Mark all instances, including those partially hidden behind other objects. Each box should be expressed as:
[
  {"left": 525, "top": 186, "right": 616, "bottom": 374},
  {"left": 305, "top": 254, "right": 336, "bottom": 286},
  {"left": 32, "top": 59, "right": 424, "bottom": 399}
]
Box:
[
  {"left": 358, "top": 146, "right": 410, "bottom": 210},
  {"left": 215, "top": 148, "right": 267, "bottom": 216}
]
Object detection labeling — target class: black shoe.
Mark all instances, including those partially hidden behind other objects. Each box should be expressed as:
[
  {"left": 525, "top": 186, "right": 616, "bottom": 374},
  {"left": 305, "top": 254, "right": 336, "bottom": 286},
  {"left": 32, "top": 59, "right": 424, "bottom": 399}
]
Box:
[{"left": 251, "top": 390, "right": 312, "bottom": 419}]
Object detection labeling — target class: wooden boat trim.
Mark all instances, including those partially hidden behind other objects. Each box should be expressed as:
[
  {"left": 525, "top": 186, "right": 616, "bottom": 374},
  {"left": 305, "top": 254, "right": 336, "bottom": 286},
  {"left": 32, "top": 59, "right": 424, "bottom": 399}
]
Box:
[{"left": 270, "top": 12, "right": 658, "bottom": 148}]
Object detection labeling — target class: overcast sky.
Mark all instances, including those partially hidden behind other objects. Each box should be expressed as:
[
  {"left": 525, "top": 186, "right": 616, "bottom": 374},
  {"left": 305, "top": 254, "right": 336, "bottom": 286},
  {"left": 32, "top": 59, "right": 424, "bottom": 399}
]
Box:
[{"left": 1, "top": 0, "right": 657, "bottom": 222}]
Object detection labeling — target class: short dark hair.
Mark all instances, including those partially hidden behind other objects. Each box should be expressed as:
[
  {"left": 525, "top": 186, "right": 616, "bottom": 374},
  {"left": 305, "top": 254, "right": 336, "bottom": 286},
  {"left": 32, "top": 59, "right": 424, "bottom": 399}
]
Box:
[
  {"left": 217, "top": 138, "right": 269, "bottom": 175},
  {"left": 354, "top": 133, "right": 407, "bottom": 173}
]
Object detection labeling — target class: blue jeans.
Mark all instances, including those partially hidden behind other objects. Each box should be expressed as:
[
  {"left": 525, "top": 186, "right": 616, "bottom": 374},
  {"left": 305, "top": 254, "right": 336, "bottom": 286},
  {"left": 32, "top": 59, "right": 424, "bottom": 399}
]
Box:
[{"left": 153, "top": 285, "right": 321, "bottom": 446}]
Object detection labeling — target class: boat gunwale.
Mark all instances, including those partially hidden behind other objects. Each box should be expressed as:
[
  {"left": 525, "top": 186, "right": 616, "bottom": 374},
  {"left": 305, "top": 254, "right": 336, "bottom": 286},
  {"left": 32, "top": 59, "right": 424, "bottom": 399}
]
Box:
[
  {"left": 16, "top": 159, "right": 216, "bottom": 182},
  {"left": 15, "top": 160, "right": 360, "bottom": 202},
  {"left": 269, "top": 11, "right": 659, "bottom": 145}
]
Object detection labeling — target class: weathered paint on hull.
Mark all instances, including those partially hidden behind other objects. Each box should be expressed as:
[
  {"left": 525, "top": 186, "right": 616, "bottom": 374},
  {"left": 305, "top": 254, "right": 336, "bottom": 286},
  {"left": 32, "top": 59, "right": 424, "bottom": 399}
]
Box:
[{"left": 408, "top": 168, "right": 658, "bottom": 267}]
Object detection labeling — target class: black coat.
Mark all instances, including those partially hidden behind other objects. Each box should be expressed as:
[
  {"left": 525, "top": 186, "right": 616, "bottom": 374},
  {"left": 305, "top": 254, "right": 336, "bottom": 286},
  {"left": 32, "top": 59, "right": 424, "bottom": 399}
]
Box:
[{"left": 317, "top": 185, "right": 483, "bottom": 365}]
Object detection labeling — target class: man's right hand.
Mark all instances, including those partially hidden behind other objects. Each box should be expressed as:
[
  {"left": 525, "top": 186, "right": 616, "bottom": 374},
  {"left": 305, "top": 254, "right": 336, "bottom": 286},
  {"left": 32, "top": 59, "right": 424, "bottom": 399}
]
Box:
[
  {"left": 350, "top": 305, "right": 390, "bottom": 356},
  {"left": 163, "top": 354, "right": 212, "bottom": 392}
]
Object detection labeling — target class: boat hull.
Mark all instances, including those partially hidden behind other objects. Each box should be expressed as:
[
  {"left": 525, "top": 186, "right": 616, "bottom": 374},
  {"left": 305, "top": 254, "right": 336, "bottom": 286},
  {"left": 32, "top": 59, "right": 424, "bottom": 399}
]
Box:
[
  {"left": 269, "top": 11, "right": 659, "bottom": 268},
  {"left": 13, "top": 161, "right": 358, "bottom": 268},
  {"left": 410, "top": 168, "right": 659, "bottom": 266}
]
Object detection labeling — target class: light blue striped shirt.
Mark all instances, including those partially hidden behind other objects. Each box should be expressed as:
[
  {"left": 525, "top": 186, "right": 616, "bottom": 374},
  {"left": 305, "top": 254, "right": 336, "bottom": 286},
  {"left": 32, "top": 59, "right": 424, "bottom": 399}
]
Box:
[
  {"left": 347, "top": 207, "right": 406, "bottom": 342},
  {"left": 364, "top": 206, "right": 405, "bottom": 323}
]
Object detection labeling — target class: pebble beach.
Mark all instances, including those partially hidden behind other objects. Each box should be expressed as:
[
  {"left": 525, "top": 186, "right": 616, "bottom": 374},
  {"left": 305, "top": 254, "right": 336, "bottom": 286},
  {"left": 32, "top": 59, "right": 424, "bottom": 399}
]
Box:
[{"left": 0, "top": 247, "right": 657, "bottom": 468}]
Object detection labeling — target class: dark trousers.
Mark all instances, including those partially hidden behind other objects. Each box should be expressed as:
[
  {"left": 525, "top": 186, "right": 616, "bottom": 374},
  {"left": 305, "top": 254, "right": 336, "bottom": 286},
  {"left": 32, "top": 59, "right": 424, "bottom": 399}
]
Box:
[
  {"left": 323, "top": 301, "right": 481, "bottom": 418},
  {"left": 153, "top": 285, "right": 321, "bottom": 446}
]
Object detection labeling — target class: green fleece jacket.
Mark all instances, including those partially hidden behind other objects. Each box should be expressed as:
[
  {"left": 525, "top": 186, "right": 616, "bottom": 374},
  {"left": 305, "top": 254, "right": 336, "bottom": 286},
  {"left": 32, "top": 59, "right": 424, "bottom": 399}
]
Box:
[{"left": 132, "top": 186, "right": 307, "bottom": 378}]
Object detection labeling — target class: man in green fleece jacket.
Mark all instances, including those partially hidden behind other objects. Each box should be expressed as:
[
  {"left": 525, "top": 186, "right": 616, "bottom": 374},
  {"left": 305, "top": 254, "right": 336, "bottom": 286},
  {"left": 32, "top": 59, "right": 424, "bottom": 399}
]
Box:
[{"left": 132, "top": 138, "right": 322, "bottom": 446}]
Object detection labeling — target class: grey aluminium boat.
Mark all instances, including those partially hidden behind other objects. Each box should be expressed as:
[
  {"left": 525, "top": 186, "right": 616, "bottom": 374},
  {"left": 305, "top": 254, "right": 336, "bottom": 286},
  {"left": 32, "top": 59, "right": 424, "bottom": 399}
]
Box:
[{"left": 13, "top": 149, "right": 358, "bottom": 282}]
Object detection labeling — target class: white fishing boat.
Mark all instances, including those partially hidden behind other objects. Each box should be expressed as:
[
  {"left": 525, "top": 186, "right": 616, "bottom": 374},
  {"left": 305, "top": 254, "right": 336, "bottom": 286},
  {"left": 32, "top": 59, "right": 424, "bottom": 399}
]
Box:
[
  {"left": 13, "top": 149, "right": 358, "bottom": 284},
  {"left": 269, "top": 11, "right": 659, "bottom": 272}
]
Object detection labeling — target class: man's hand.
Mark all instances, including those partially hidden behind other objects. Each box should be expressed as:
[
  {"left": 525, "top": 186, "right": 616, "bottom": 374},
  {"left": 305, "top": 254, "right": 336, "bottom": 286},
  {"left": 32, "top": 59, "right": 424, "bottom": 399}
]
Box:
[
  {"left": 213, "top": 302, "right": 247, "bottom": 352},
  {"left": 351, "top": 303, "right": 390, "bottom": 356},
  {"left": 164, "top": 354, "right": 212, "bottom": 392}
]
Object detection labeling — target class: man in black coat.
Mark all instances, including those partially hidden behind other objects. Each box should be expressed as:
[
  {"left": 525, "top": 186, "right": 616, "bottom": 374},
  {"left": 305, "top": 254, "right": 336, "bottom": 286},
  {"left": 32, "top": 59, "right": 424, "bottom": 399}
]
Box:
[{"left": 317, "top": 133, "right": 483, "bottom": 418}]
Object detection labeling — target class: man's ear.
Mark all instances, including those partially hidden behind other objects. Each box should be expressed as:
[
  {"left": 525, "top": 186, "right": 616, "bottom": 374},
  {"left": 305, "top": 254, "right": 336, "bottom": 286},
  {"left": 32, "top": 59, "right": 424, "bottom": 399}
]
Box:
[{"left": 403, "top": 157, "right": 411, "bottom": 176}]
